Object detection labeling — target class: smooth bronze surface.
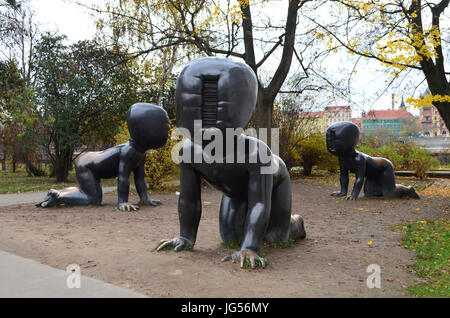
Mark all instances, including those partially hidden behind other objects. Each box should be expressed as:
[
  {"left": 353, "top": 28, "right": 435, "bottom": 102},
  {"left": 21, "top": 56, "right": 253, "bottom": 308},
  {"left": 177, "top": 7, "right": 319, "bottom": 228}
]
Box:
[
  {"left": 326, "top": 121, "right": 420, "bottom": 200},
  {"left": 158, "top": 57, "right": 306, "bottom": 267},
  {"left": 36, "top": 103, "right": 170, "bottom": 211}
]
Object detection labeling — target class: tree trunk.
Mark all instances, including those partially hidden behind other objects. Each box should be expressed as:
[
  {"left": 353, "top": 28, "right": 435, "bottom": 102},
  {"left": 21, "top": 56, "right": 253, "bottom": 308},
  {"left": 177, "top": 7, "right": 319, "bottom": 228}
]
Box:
[
  {"left": 23, "top": 156, "right": 46, "bottom": 177},
  {"left": 255, "top": 85, "right": 275, "bottom": 147},
  {"left": 303, "top": 159, "right": 313, "bottom": 176},
  {"left": 12, "top": 154, "right": 16, "bottom": 172},
  {"left": 53, "top": 148, "right": 73, "bottom": 182},
  {"left": 433, "top": 101, "right": 450, "bottom": 132}
]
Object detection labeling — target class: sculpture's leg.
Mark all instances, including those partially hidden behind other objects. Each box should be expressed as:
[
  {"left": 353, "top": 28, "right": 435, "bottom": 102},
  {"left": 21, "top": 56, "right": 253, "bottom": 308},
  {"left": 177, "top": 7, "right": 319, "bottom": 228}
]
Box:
[
  {"left": 36, "top": 167, "right": 102, "bottom": 208},
  {"left": 73, "top": 166, "right": 103, "bottom": 205},
  {"left": 363, "top": 177, "right": 383, "bottom": 197},
  {"left": 380, "top": 167, "right": 420, "bottom": 199},
  {"left": 264, "top": 175, "right": 306, "bottom": 243},
  {"left": 219, "top": 195, "right": 247, "bottom": 244}
]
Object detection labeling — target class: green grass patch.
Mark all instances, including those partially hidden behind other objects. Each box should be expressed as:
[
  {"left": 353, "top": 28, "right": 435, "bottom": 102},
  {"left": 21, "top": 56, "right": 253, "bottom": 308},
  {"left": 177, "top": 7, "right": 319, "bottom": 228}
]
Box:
[
  {"left": 219, "top": 240, "right": 241, "bottom": 250},
  {"left": 0, "top": 169, "right": 117, "bottom": 194},
  {"left": 400, "top": 219, "right": 449, "bottom": 298},
  {"left": 266, "top": 239, "right": 295, "bottom": 249}
]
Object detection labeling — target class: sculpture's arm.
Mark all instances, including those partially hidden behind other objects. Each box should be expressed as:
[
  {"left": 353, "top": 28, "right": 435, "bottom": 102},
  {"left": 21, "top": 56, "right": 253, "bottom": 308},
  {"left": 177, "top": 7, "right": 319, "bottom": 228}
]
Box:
[
  {"left": 117, "top": 148, "right": 138, "bottom": 211},
  {"left": 133, "top": 159, "right": 161, "bottom": 206},
  {"left": 349, "top": 155, "right": 366, "bottom": 200},
  {"left": 241, "top": 169, "right": 273, "bottom": 253},
  {"left": 221, "top": 169, "right": 273, "bottom": 269},
  {"left": 332, "top": 157, "right": 348, "bottom": 196},
  {"left": 157, "top": 163, "right": 201, "bottom": 251},
  {"left": 178, "top": 163, "right": 202, "bottom": 246}
]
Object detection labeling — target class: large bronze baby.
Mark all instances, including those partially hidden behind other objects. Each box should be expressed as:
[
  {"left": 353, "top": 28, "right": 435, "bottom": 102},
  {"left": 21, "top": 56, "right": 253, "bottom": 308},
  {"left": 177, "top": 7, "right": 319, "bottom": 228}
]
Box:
[
  {"left": 157, "top": 57, "right": 306, "bottom": 269},
  {"left": 326, "top": 121, "right": 420, "bottom": 200},
  {"left": 36, "top": 103, "right": 170, "bottom": 211}
]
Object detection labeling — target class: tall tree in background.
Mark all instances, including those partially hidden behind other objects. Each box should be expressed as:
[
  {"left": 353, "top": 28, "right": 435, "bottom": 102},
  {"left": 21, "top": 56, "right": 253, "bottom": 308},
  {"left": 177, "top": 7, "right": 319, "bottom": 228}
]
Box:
[
  {"left": 90, "top": 0, "right": 312, "bottom": 135},
  {"left": 0, "top": 1, "right": 43, "bottom": 175},
  {"left": 314, "top": 0, "right": 450, "bottom": 129},
  {"left": 32, "top": 34, "right": 139, "bottom": 181}
]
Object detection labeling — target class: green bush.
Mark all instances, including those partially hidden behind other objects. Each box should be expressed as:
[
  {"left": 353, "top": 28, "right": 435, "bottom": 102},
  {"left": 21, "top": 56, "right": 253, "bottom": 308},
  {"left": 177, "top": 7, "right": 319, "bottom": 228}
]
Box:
[
  {"left": 144, "top": 125, "right": 179, "bottom": 190},
  {"left": 295, "top": 134, "right": 338, "bottom": 176},
  {"left": 358, "top": 137, "right": 439, "bottom": 179},
  {"left": 405, "top": 148, "right": 440, "bottom": 179}
]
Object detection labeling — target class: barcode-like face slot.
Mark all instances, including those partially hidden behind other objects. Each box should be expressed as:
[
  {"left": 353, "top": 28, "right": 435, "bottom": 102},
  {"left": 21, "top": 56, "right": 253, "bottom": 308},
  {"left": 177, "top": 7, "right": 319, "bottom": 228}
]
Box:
[
  {"left": 202, "top": 77, "right": 219, "bottom": 127},
  {"left": 326, "top": 129, "right": 336, "bottom": 153}
]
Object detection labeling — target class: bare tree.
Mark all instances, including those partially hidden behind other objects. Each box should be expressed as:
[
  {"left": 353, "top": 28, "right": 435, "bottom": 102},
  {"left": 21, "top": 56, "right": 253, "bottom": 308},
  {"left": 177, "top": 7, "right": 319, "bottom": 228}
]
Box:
[{"left": 84, "top": 0, "right": 314, "bottom": 137}]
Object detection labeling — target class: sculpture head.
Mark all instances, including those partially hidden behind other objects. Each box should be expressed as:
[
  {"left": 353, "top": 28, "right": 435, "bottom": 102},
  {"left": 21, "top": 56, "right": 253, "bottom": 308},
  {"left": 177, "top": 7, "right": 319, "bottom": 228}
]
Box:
[
  {"left": 175, "top": 57, "right": 258, "bottom": 138},
  {"left": 127, "top": 103, "right": 170, "bottom": 151},
  {"left": 326, "top": 121, "right": 359, "bottom": 156}
]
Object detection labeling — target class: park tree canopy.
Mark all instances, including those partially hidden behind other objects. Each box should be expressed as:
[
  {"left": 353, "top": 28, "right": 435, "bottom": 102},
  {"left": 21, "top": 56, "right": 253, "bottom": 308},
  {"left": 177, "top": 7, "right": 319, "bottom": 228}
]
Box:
[
  {"left": 32, "top": 33, "right": 139, "bottom": 182},
  {"left": 314, "top": 0, "right": 450, "bottom": 130}
]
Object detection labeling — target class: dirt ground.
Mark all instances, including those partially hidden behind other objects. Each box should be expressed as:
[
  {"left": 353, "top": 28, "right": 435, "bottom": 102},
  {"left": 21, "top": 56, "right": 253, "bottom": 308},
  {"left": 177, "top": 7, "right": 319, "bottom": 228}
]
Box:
[{"left": 0, "top": 180, "right": 448, "bottom": 297}]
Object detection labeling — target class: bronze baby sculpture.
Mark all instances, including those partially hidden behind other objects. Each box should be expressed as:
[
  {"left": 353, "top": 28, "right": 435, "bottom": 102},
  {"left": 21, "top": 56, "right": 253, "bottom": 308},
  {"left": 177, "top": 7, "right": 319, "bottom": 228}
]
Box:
[
  {"left": 326, "top": 121, "right": 420, "bottom": 200},
  {"left": 36, "top": 103, "right": 170, "bottom": 211},
  {"left": 157, "top": 57, "right": 306, "bottom": 269}
]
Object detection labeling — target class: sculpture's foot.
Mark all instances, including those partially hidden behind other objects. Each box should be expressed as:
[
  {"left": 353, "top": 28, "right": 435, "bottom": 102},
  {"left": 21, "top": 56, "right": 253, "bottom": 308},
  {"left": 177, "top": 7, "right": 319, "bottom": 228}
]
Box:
[
  {"left": 289, "top": 214, "right": 306, "bottom": 240},
  {"left": 408, "top": 186, "right": 420, "bottom": 199},
  {"left": 221, "top": 249, "right": 266, "bottom": 269},
  {"left": 35, "top": 189, "right": 60, "bottom": 208},
  {"left": 118, "top": 202, "right": 140, "bottom": 212}
]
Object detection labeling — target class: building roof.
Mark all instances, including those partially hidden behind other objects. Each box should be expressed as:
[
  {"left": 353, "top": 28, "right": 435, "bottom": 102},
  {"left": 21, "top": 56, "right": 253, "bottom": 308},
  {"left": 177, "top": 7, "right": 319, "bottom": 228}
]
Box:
[
  {"left": 298, "top": 111, "right": 323, "bottom": 118},
  {"left": 352, "top": 118, "right": 361, "bottom": 127},
  {"left": 325, "top": 106, "right": 350, "bottom": 111},
  {"left": 361, "top": 109, "right": 415, "bottom": 119}
]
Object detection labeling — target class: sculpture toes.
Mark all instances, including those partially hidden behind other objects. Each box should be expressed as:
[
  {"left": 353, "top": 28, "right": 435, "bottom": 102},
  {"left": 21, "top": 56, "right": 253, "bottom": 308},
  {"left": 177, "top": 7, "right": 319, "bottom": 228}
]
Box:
[
  {"left": 156, "top": 240, "right": 172, "bottom": 251},
  {"left": 221, "top": 255, "right": 233, "bottom": 263}
]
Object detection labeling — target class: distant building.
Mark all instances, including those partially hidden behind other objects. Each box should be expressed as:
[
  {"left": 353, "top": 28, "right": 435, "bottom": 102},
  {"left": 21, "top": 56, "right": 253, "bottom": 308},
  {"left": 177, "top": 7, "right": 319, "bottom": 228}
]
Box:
[
  {"left": 361, "top": 109, "right": 416, "bottom": 136},
  {"left": 419, "top": 89, "right": 449, "bottom": 137},
  {"left": 352, "top": 118, "right": 361, "bottom": 128},
  {"left": 298, "top": 106, "right": 356, "bottom": 134},
  {"left": 323, "top": 106, "right": 352, "bottom": 130},
  {"left": 297, "top": 111, "right": 324, "bottom": 134}
]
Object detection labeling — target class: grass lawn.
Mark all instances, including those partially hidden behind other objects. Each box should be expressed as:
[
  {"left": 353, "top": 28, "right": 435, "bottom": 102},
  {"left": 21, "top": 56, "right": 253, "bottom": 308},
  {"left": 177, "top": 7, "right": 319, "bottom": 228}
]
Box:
[
  {"left": 400, "top": 219, "right": 449, "bottom": 297},
  {"left": 0, "top": 168, "right": 117, "bottom": 194}
]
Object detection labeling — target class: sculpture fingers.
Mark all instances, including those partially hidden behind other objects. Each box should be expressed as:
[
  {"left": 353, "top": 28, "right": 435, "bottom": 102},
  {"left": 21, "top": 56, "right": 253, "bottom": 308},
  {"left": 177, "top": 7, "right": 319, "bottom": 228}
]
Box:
[
  {"left": 255, "top": 255, "right": 266, "bottom": 268},
  {"left": 149, "top": 199, "right": 162, "bottom": 206},
  {"left": 118, "top": 203, "right": 139, "bottom": 212},
  {"left": 156, "top": 239, "right": 173, "bottom": 251},
  {"left": 221, "top": 255, "right": 233, "bottom": 263}
]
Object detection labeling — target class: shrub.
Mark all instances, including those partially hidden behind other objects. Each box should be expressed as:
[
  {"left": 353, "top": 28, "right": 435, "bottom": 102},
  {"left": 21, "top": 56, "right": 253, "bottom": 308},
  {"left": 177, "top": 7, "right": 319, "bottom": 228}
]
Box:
[
  {"left": 144, "top": 125, "right": 179, "bottom": 190},
  {"left": 358, "top": 136, "right": 439, "bottom": 179},
  {"left": 405, "top": 148, "right": 440, "bottom": 179},
  {"left": 296, "top": 133, "right": 337, "bottom": 176}
]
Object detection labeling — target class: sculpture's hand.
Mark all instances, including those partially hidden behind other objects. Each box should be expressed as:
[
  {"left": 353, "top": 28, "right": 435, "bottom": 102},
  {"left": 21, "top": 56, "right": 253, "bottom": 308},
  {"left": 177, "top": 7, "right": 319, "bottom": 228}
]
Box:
[
  {"left": 141, "top": 199, "right": 162, "bottom": 206},
  {"left": 343, "top": 194, "right": 357, "bottom": 200},
  {"left": 221, "top": 249, "right": 266, "bottom": 269},
  {"left": 156, "top": 237, "right": 190, "bottom": 252},
  {"left": 331, "top": 191, "right": 346, "bottom": 197},
  {"left": 118, "top": 202, "right": 140, "bottom": 212}
]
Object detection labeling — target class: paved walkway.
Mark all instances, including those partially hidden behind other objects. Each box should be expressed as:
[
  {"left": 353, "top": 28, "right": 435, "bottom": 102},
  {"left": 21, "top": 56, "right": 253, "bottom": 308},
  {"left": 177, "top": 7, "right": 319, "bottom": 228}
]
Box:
[
  {"left": 0, "top": 186, "right": 148, "bottom": 297},
  {"left": 0, "top": 186, "right": 116, "bottom": 207},
  {"left": 0, "top": 250, "right": 146, "bottom": 298}
]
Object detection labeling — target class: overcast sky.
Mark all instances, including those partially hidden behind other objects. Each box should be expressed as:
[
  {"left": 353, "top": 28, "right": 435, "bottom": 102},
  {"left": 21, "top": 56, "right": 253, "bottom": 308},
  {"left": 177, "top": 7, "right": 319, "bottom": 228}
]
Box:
[{"left": 27, "top": 0, "right": 425, "bottom": 117}]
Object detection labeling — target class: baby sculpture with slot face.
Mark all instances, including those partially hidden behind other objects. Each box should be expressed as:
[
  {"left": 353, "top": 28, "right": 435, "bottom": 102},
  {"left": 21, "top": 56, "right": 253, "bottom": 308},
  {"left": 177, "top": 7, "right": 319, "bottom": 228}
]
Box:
[
  {"left": 326, "top": 121, "right": 420, "bottom": 200},
  {"left": 157, "top": 57, "right": 306, "bottom": 269},
  {"left": 36, "top": 103, "right": 170, "bottom": 211}
]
